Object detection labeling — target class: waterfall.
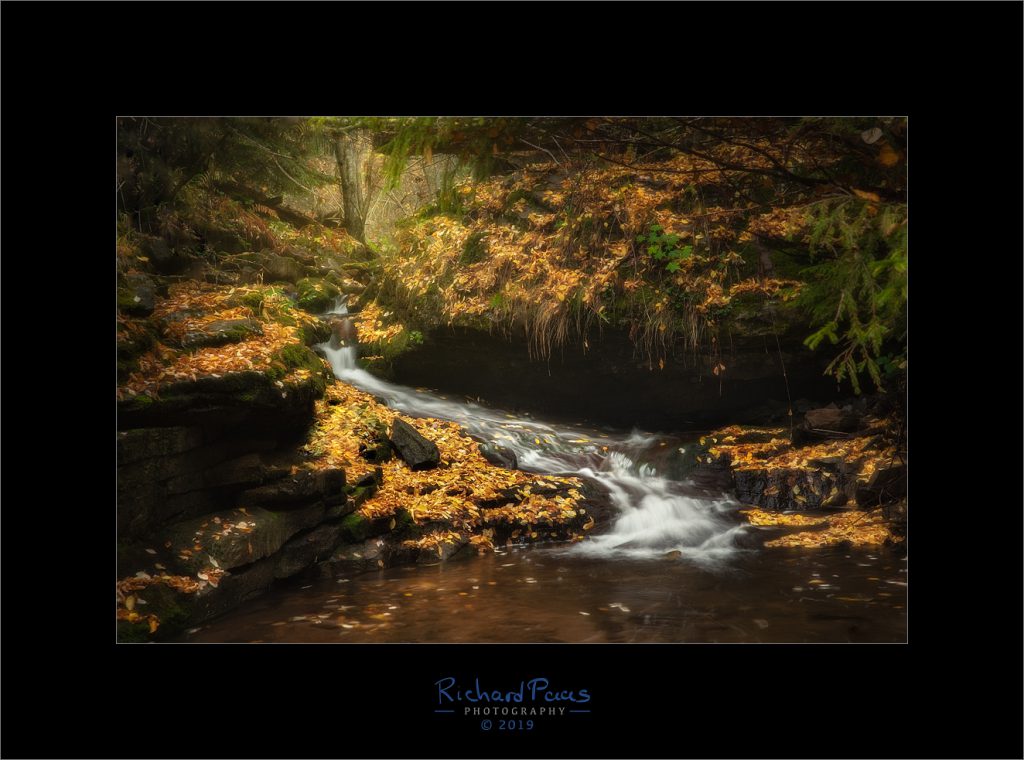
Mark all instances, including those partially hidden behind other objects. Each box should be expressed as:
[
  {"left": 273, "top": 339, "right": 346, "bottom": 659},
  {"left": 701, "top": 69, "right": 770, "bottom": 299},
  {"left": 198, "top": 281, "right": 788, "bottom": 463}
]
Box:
[
  {"left": 316, "top": 297, "right": 745, "bottom": 562},
  {"left": 317, "top": 297, "right": 358, "bottom": 374}
]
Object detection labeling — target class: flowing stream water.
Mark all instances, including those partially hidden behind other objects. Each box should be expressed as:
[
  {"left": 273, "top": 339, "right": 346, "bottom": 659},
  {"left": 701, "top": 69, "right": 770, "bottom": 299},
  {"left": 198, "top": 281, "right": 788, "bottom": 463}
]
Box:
[
  {"left": 182, "top": 298, "right": 907, "bottom": 642},
  {"left": 316, "top": 299, "right": 744, "bottom": 562}
]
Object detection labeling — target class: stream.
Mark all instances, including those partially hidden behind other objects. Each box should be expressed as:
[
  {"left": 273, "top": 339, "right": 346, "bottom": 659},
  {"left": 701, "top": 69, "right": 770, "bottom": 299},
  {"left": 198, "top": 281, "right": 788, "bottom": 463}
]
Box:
[{"left": 183, "top": 299, "right": 907, "bottom": 643}]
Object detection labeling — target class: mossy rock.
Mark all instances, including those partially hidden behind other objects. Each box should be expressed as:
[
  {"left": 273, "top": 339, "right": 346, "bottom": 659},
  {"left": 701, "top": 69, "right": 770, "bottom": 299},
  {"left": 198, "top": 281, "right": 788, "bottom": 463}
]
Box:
[
  {"left": 181, "top": 318, "right": 262, "bottom": 350},
  {"left": 237, "top": 290, "right": 267, "bottom": 311},
  {"left": 117, "top": 583, "right": 194, "bottom": 642},
  {"left": 726, "top": 297, "right": 804, "bottom": 339},
  {"left": 338, "top": 512, "right": 376, "bottom": 543},
  {"left": 119, "top": 392, "right": 157, "bottom": 412},
  {"left": 295, "top": 277, "right": 340, "bottom": 314},
  {"left": 338, "top": 507, "right": 412, "bottom": 544},
  {"left": 117, "top": 273, "right": 157, "bottom": 317},
  {"left": 266, "top": 343, "right": 332, "bottom": 397},
  {"left": 298, "top": 320, "right": 332, "bottom": 345},
  {"left": 459, "top": 231, "right": 489, "bottom": 265},
  {"left": 269, "top": 343, "right": 329, "bottom": 375},
  {"left": 117, "top": 368, "right": 325, "bottom": 433}
]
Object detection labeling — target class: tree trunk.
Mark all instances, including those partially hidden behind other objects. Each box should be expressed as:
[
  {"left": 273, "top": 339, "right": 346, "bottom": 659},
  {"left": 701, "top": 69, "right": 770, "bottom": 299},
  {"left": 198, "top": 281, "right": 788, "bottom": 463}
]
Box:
[{"left": 334, "top": 129, "right": 374, "bottom": 243}]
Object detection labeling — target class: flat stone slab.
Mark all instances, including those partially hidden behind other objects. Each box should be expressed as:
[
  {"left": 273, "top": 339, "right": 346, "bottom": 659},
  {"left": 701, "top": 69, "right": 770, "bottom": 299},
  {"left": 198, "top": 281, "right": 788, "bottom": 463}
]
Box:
[{"left": 161, "top": 502, "right": 326, "bottom": 572}]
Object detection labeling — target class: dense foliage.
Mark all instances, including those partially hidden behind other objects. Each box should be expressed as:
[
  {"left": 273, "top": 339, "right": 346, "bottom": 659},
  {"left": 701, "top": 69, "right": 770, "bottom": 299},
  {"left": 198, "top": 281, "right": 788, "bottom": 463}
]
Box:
[
  {"left": 366, "top": 117, "right": 906, "bottom": 392},
  {"left": 117, "top": 116, "right": 907, "bottom": 394}
]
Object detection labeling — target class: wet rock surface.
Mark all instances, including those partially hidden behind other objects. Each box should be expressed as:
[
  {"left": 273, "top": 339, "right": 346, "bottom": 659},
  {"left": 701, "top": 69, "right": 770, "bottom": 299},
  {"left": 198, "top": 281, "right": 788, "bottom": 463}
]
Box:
[{"left": 389, "top": 418, "right": 440, "bottom": 470}]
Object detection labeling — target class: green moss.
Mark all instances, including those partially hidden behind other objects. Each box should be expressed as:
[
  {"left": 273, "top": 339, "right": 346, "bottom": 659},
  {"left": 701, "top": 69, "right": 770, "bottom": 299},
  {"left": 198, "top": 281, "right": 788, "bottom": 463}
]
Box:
[
  {"left": 207, "top": 323, "right": 256, "bottom": 346},
  {"left": 116, "top": 588, "right": 192, "bottom": 642},
  {"left": 273, "top": 310, "right": 298, "bottom": 327},
  {"left": 154, "top": 602, "right": 191, "bottom": 640},
  {"left": 394, "top": 508, "right": 414, "bottom": 531},
  {"left": 239, "top": 291, "right": 266, "bottom": 311},
  {"left": 266, "top": 343, "right": 332, "bottom": 396},
  {"left": 295, "top": 277, "right": 340, "bottom": 314},
  {"left": 279, "top": 343, "right": 322, "bottom": 371},
  {"left": 117, "top": 288, "right": 137, "bottom": 312},
  {"left": 339, "top": 512, "right": 372, "bottom": 543},
  {"left": 298, "top": 321, "right": 332, "bottom": 345},
  {"left": 459, "top": 231, "right": 489, "bottom": 265},
  {"left": 121, "top": 393, "right": 156, "bottom": 411}
]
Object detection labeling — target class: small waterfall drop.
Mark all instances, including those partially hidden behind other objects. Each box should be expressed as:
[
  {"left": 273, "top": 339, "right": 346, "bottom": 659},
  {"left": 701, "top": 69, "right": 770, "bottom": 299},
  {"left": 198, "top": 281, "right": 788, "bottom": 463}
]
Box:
[{"left": 317, "top": 297, "right": 359, "bottom": 374}]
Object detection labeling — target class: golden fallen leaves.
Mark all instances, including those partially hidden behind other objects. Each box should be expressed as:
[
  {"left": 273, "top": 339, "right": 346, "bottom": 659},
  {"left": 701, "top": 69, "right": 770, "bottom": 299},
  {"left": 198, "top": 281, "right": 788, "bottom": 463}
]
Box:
[
  {"left": 304, "top": 381, "right": 585, "bottom": 535},
  {"left": 116, "top": 608, "right": 161, "bottom": 634},
  {"left": 401, "top": 530, "right": 465, "bottom": 551},
  {"left": 353, "top": 301, "right": 407, "bottom": 346},
  {"left": 469, "top": 532, "right": 496, "bottom": 552},
  {"left": 707, "top": 424, "right": 894, "bottom": 486},
  {"left": 159, "top": 306, "right": 255, "bottom": 345},
  {"left": 152, "top": 280, "right": 236, "bottom": 317},
  {"left": 116, "top": 566, "right": 230, "bottom": 634},
  {"left": 121, "top": 321, "right": 299, "bottom": 398},
  {"left": 116, "top": 573, "right": 202, "bottom": 596},
  {"left": 118, "top": 283, "right": 323, "bottom": 399},
  {"left": 746, "top": 206, "right": 809, "bottom": 240},
  {"left": 741, "top": 509, "right": 828, "bottom": 528},
  {"left": 761, "top": 509, "right": 897, "bottom": 549},
  {"left": 384, "top": 152, "right": 817, "bottom": 361},
  {"left": 728, "top": 278, "right": 802, "bottom": 301}
]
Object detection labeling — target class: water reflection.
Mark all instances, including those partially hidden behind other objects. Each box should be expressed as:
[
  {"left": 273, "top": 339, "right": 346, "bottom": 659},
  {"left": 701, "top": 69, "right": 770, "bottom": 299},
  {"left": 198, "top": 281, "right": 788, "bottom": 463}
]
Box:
[{"left": 184, "top": 545, "right": 907, "bottom": 643}]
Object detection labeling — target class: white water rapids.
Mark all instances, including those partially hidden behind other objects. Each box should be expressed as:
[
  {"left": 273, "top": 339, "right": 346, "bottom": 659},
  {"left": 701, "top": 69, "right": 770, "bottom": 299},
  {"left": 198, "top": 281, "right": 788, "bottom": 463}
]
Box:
[{"left": 317, "top": 299, "right": 746, "bottom": 562}]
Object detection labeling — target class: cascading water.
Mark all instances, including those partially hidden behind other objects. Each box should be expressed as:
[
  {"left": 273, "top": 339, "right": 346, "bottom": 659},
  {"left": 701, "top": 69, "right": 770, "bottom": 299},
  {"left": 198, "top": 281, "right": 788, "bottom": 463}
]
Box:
[
  {"left": 318, "top": 298, "right": 359, "bottom": 374},
  {"left": 317, "top": 297, "right": 746, "bottom": 561}
]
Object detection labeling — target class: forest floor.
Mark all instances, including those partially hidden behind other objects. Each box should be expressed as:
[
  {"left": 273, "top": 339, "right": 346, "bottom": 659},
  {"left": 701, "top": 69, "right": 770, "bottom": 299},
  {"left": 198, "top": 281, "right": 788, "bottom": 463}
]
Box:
[{"left": 116, "top": 178, "right": 904, "bottom": 641}]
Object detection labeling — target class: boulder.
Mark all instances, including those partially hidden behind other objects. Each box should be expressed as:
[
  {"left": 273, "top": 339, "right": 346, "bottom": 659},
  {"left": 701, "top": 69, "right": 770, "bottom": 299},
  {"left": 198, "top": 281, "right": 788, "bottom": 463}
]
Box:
[
  {"left": 117, "top": 370, "right": 323, "bottom": 436},
  {"left": 117, "top": 320, "right": 158, "bottom": 381},
  {"left": 295, "top": 277, "right": 341, "bottom": 314},
  {"left": 416, "top": 535, "right": 469, "bottom": 564},
  {"left": 477, "top": 481, "right": 576, "bottom": 510},
  {"left": 319, "top": 536, "right": 388, "bottom": 576},
  {"left": 354, "top": 470, "right": 381, "bottom": 489},
  {"left": 117, "top": 426, "right": 203, "bottom": 466},
  {"left": 346, "top": 482, "right": 378, "bottom": 512},
  {"left": 139, "top": 234, "right": 191, "bottom": 274},
  {"left": 275, "top": 522, "right": 344, "bottom": 578},
  {"left": 161, "top": 502, "right": 327, "bottom": 572},
  {"left": 733, "top": 466, "right": 849, "bottom": 510},
  {"left": 118, "top": 556, "right": 281, "bottom": 641},
  {"left": 804, "top": 406, "right": 862, "bottom": 433},
  {"left": 298, "top": 318, "right": 332, "bottom": 346},
  {"left": 338, "top": 512, "right": 384, "bottom": 544},
  {"left": 389, "top": 418, "right": 440, "bottom": 470},
  {"left": 337, "top": 277, "right": 366, "bottom": 295},
  {"left": 856, "top": 462, "right": 907, "bottom": 507},
  {"left": 241, "top": 468, "right": 346, "bottom": 507},
  {"left": 478, "top": 442, "right": 518, "bottom": 470},
  {"left": 181, "top": 318, "right": 262, "bottom": 349},
  {"left": 117, "top": 428, "right": 287, "bottom": 539},
  {"left": 164, "top": 452, "right": 287, "bottom": 495},
  {"left": 257, "top": 252, "right": 306, "bottom": 283},
  {"left": 118, "top": 272, "right": 157, "bottom": 316}
]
